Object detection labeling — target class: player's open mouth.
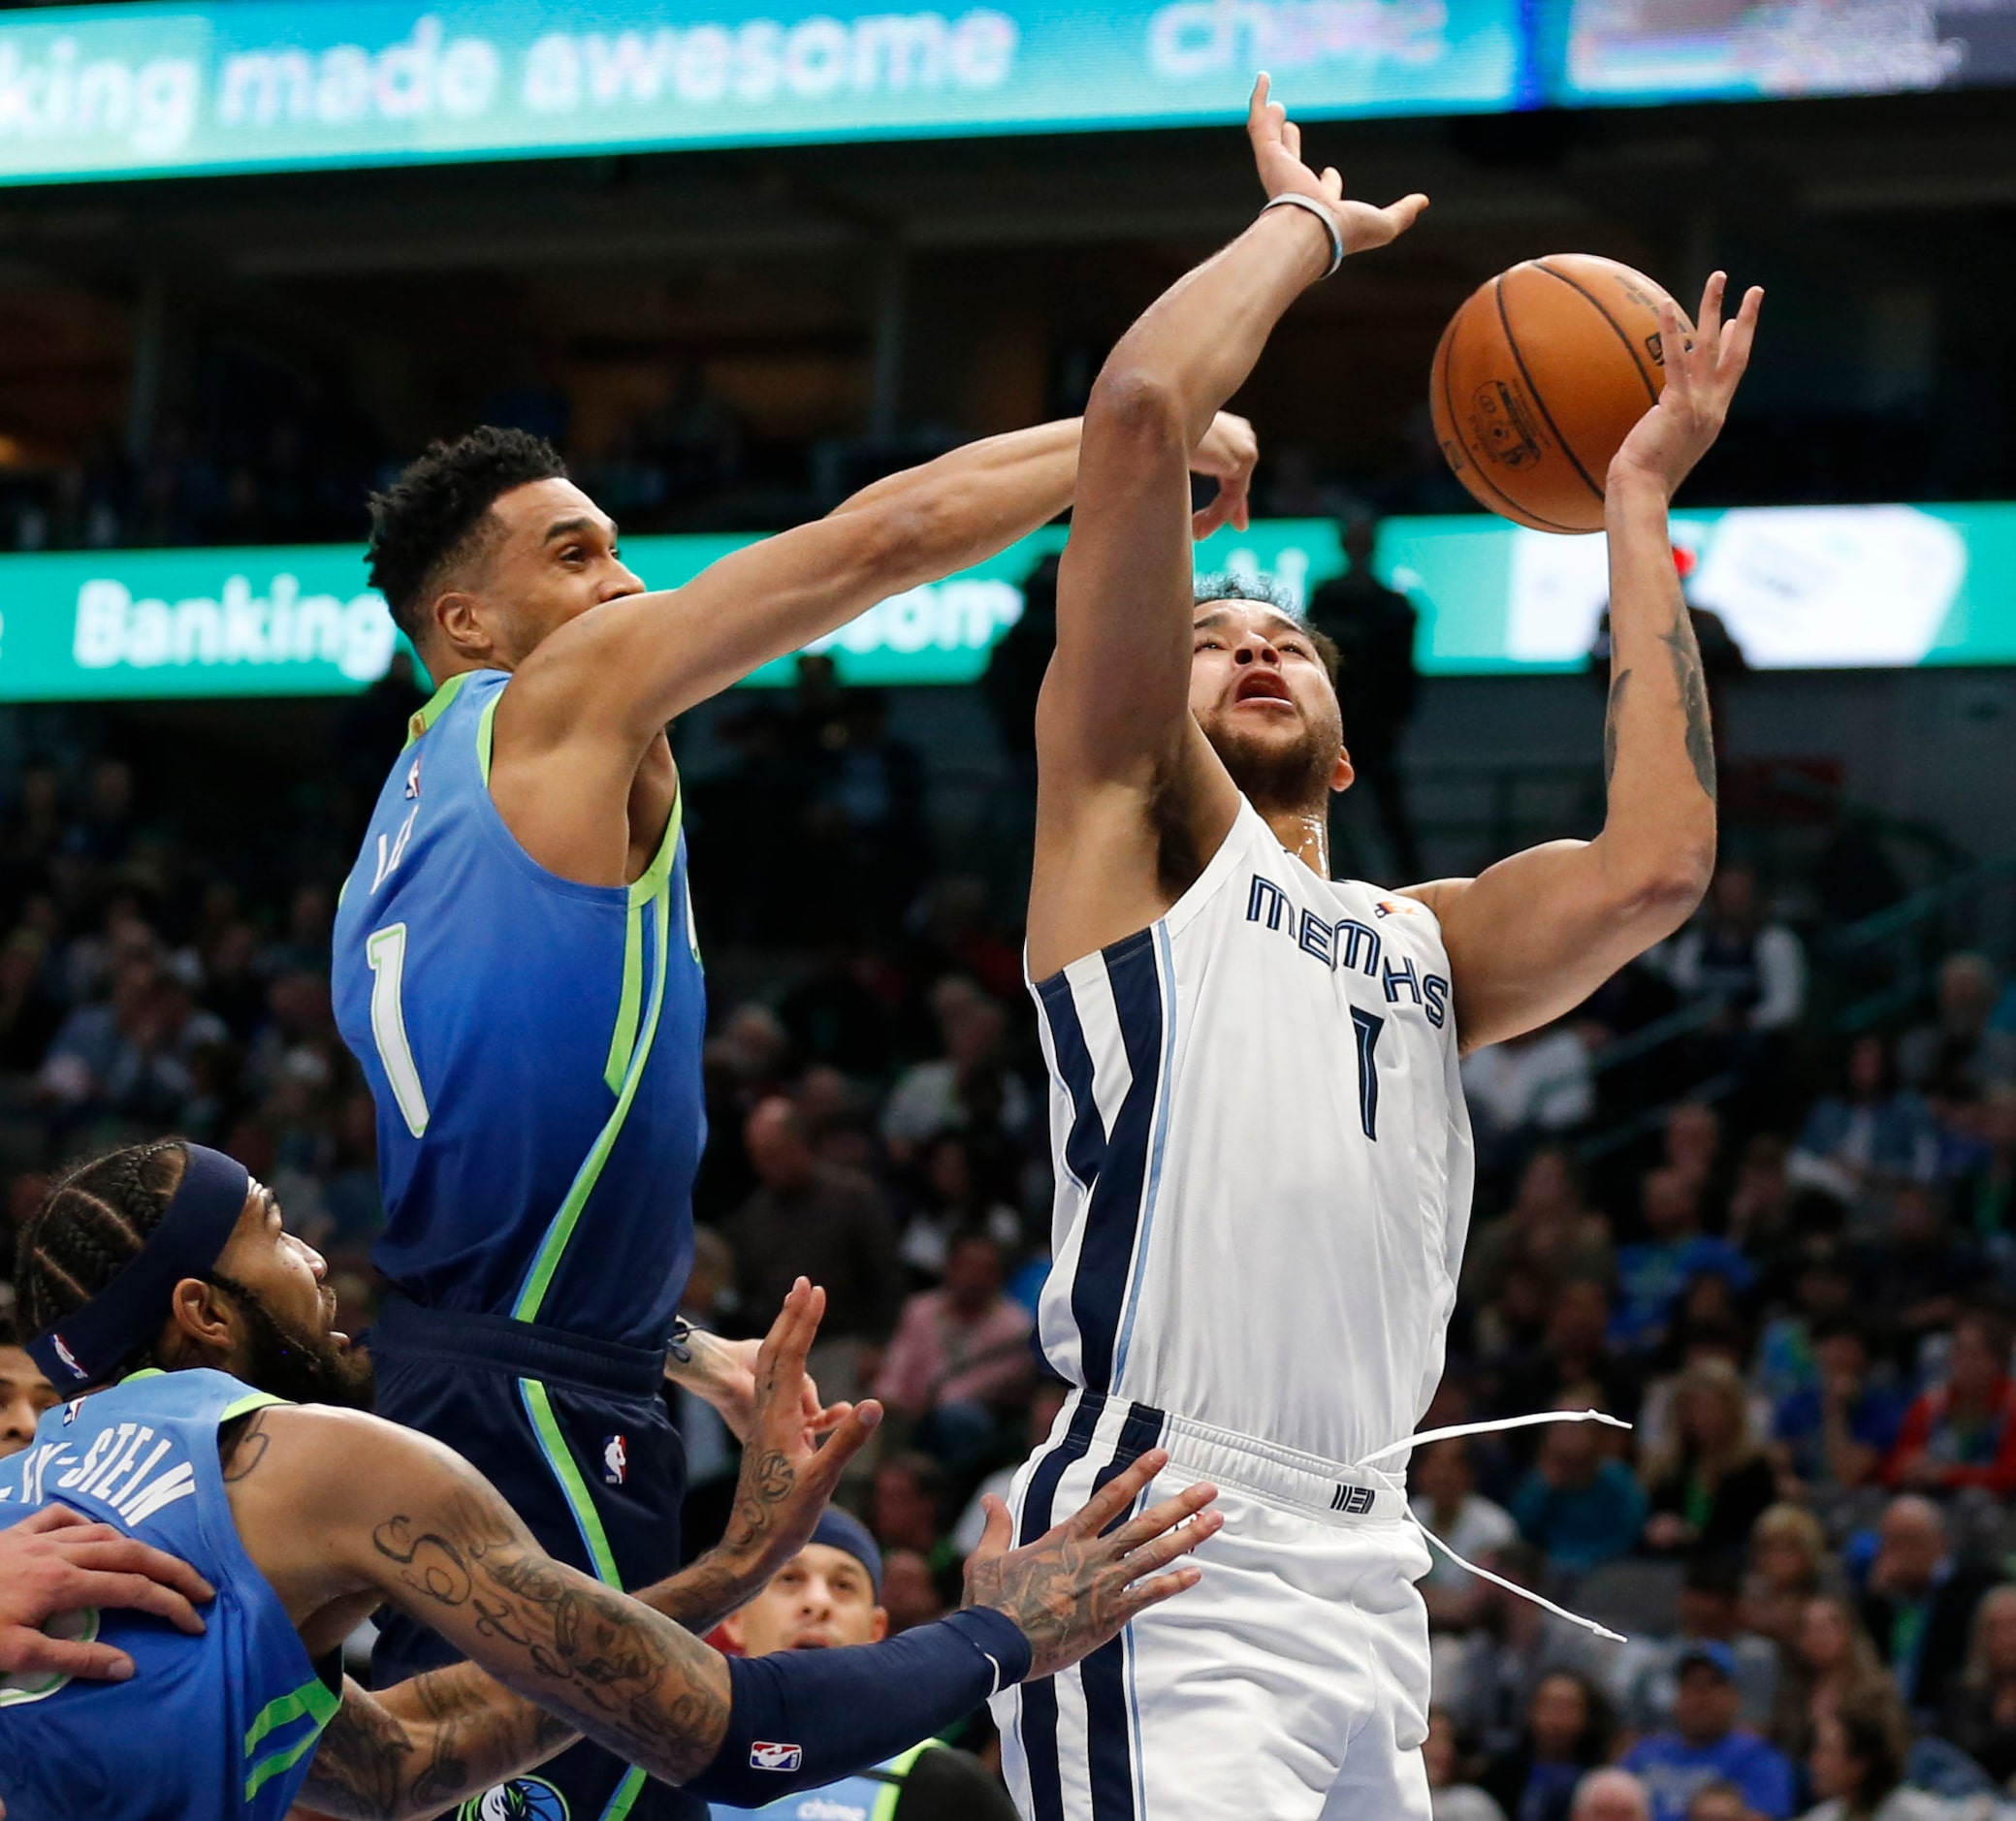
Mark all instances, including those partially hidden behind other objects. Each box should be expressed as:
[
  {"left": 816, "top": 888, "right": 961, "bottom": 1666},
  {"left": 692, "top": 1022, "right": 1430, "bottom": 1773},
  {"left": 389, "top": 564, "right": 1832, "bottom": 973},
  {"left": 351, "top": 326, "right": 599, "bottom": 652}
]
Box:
[{"left": 1233, "top": 673, "right": 1295, "bottom": 707}]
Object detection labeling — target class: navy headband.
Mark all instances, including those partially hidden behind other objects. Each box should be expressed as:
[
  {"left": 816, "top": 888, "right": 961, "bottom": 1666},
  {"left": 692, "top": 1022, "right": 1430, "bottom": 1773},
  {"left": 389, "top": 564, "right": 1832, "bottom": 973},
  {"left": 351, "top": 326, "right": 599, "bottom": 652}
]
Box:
[
  {"left": 27, "top": 1145, "right": 252, "bottom": 1390},
  {"left": 808, "top": 1508, "right": 884, "bottom": 1599}
]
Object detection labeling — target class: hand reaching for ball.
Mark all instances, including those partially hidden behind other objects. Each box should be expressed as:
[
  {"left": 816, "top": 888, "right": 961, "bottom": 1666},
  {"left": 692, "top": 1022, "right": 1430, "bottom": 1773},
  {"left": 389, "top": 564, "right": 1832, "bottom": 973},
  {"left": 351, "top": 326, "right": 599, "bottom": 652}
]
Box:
[
  {"left": 1609, "top": 272, "right": 1764, "bottom": 502},
  {"left": 1246, "top": 75, "right": 1427, "bottom": 259}
]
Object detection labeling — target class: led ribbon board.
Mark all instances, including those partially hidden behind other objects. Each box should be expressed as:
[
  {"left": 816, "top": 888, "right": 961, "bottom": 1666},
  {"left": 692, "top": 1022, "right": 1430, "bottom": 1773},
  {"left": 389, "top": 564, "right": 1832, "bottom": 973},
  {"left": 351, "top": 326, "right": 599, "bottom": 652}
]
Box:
[
  {"left": 0, "top": 0, "right": 1520, "bottom": 186},
  {"left": 0, "top": 506, "right": 2008, "bottom": 701}
]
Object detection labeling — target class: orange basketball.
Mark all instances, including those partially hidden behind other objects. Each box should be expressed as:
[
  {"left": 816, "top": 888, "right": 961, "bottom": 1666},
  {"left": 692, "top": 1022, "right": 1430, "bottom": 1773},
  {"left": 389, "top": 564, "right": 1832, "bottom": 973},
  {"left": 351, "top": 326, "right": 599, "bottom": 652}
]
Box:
[{"left": 1429, "top": 254, "right": 1687, "bottom": 534}]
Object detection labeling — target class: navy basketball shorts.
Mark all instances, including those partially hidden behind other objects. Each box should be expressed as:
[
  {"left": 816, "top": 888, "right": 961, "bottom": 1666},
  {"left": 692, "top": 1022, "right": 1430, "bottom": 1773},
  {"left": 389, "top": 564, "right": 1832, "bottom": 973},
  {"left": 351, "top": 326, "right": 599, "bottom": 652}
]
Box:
[
  {"left": 367, "top": 1295, "right": 700, "bottom": 1821},
  {"left": 992, "top": 1390, "right": 1435, "bottom": 1821}
]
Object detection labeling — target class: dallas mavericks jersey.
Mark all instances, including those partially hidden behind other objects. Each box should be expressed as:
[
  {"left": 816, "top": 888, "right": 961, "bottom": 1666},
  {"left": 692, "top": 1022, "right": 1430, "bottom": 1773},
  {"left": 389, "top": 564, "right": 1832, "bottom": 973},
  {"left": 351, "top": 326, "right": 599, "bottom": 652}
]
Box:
[
  {"left": 0, "top": 1369, "right": 332, "bottom": 1820},
  {"left": 333, "top": 670, "right": 707, "bottom": 1348},
  {"left": 1031, "top": 797, "right": 1474, "bottom": 1467},
  {"left": 710, "top": 1740, "right": 942, "bottom": 1819}
]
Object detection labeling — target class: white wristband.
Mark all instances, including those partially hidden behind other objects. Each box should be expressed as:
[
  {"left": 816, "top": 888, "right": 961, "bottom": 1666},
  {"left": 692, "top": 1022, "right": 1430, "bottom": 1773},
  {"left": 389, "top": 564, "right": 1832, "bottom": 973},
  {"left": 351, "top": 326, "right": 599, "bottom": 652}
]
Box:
[{"left": 1261, "top": 192, "right": 1345, "bottom": 278}]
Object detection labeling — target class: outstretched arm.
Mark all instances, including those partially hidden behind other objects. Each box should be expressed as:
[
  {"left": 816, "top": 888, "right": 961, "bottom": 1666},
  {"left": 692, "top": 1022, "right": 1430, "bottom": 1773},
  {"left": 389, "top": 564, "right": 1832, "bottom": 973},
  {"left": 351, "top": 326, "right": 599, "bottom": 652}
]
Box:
[
  {"left": 1027, "top": 78, "right": 1425, "bottom": 976},
  {"left": 1404, "top": 273, "right": 1763, "bottom": 1050}
]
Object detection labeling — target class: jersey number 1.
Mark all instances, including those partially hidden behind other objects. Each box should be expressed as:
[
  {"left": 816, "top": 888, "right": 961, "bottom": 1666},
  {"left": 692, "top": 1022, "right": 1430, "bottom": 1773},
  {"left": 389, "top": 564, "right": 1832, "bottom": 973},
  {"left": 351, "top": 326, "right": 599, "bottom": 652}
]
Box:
[
  {"left": 366, "top": 923, "right": 431, "bottom": 1137},
  {"left": 1350, "top": 1006, "right": 1383, "bottom": 1141}
]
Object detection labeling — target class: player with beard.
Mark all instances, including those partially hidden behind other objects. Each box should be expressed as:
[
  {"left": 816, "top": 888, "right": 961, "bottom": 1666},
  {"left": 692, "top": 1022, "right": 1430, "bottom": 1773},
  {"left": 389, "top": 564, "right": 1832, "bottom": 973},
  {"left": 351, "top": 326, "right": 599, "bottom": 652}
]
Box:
[
  {"left": 0, "top": 1140, "right": 1222, "bottom": 1821},
  {"left": 994, "top": 79, "right": 1761, "bottom": 1820}
]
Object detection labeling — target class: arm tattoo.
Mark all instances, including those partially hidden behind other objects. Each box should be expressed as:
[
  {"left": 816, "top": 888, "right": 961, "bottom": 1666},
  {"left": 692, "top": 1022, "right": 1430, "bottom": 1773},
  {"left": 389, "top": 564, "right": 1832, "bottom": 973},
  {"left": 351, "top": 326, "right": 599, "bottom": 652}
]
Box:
[
  {"left": 1604, "top": 667, "right": 1632, "bottom": 788},
  {"left": 1657, "top": 609, "right": 1716, "bottom": 801},
  {"left": 219, "top": 1409, "right": 271, "bottom": 1483},
  {"left": 370, "top": 1488, "right": 729, "bottom": 1784},
  {"left": 301, "top": 1673, "right": 574, "bottom": 1821}
]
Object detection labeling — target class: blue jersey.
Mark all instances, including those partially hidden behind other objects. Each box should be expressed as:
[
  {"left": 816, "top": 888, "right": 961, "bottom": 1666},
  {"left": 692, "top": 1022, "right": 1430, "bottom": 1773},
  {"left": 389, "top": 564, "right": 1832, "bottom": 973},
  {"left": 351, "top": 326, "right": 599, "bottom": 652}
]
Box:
[
  {"left": 334, "top": 670, "right": 707, "bottom": 1348},
  {"left": 0, "top": 1369, "right": 334, "bottom": 1821}
]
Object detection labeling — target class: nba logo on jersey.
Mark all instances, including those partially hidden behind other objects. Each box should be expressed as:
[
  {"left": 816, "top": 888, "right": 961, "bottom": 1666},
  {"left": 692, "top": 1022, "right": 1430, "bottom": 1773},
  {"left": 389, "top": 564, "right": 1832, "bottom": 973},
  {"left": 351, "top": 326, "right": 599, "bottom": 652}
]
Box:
[
  {"left": 751, "top": 1741, "right": 805, "bottom": 1773},
  {"left": 404, "top": 755, "right": 423, "bottom": 800},
  {"left": 601, "top": 1434, "right": 627, "bottom": 1486},
  {"left": 48, "top": 1334, "right": 87, "bottom": 1383}
]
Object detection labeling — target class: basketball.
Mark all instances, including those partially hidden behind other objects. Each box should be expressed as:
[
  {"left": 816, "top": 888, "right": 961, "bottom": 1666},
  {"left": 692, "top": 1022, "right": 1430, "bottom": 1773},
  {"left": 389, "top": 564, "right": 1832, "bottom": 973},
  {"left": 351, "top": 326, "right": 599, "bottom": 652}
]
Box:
[{"left": 1429, "top": 254, "right": 1689, "bottom": 534}]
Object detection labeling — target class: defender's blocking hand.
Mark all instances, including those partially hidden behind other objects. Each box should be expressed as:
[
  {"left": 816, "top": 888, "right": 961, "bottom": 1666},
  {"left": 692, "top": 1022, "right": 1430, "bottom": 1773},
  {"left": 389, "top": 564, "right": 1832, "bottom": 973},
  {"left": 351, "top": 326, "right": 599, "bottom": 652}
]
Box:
[
  {"left": 962, "top": 1447, "right": 1221, "bottom": 1680},
  {"left": 1247, "top": 74, "right": 1427, "bottom": 259}
]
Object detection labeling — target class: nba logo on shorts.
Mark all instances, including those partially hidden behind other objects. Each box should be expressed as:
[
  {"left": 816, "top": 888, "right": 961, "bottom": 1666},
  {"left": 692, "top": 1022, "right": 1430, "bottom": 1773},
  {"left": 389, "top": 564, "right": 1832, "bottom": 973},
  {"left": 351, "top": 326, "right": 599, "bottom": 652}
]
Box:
[
  {"left": 458, "top": 1775, "right": 569, "bottom": 1819},
  {"left": 601, "top": 1434, "right": 627, "bottom": 1486},
  {"left": 751, "top": 1741, "right": 805, "bottom": 1773}
]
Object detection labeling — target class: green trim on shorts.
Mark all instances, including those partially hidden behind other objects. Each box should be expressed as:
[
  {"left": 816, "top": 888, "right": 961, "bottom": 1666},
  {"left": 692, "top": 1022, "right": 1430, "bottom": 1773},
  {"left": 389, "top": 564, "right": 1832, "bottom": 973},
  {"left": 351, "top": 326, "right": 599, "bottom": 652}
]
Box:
[{"left": 518, "top": 1376, "right": 623, "bottom": 1588}]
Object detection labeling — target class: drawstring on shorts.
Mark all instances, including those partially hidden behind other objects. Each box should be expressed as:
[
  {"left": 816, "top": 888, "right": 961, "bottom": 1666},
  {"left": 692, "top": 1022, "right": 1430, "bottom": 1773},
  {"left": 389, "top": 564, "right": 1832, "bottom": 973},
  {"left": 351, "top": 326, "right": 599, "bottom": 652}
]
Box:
[{"left": 1353, "top": 1409, "right": 1636, "bottom": 1645}]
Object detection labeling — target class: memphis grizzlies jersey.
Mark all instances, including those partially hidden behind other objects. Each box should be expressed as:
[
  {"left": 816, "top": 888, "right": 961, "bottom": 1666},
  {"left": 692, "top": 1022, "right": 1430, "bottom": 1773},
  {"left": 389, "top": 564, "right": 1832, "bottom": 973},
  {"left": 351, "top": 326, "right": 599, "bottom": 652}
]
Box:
[
  {"left": 333, "top": 670, "right": 707, "bottom": 1348},
  {"left": 0, "top": 1369, "right": 332, "bottom": 1821},
  {"left": 1031, "top": 797, "right": 1474, "bottom": 1467}
]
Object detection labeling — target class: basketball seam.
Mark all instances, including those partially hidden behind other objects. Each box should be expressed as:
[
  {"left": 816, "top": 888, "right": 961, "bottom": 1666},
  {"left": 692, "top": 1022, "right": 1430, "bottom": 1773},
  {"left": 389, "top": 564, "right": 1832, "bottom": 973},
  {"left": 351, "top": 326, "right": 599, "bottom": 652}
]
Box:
[
  {"left": 1436, "top": 304, "right": 1585, "bottom": 535},
  {"left": 1533, "top": 260, "right": 1664, "bottom": 405},
  {"left": 1492, "top": 273, "right": 1606, "bottom": 508}
]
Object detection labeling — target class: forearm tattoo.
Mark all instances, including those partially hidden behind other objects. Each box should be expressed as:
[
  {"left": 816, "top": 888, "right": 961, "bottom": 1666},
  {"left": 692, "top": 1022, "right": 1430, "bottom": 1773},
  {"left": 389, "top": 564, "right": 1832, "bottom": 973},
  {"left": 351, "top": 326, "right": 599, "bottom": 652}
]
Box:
[
  {"left": 1657, "top": 608, "right": 1716, "bottom": 800},
  {"left": 302, "top": 1672, "right": 574, "bottom": 1821},
  {"left": 369, "top": 1487, "right": 731, "bottom": 1786}
]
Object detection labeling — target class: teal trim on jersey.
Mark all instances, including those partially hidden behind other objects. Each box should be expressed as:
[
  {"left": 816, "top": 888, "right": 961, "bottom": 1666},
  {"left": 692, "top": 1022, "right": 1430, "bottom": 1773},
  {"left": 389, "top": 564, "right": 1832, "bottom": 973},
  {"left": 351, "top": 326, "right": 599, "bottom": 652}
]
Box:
[
  {"left": 476, "top": 688, "right": 502, "bottom": 787},
  {"left": 401, "top": 671, "right": 475, "bottom": 751},
  {"left": 242, "top": 1672, "right": 340, "bottom": 1800},
  {"left": 512, "top": 795, "right": 680, "bottom": 1323},
  {"left": 601, "top": 1765, "right": 649, "bottom": 1819},
  {"left": 518, "top": 1376, "right": 624, "bottom": 1588}
]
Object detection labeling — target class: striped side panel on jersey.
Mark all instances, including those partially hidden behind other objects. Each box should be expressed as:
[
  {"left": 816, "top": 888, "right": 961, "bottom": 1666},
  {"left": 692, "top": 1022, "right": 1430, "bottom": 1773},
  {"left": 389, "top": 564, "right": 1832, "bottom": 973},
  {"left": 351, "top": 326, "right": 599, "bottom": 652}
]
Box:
[
  {"left": 1035, "top": 928, "right": 1169, "bottom": 1394},
  {"left": 1014, "top": 1395, "right": 1166, "bottom": 1821}
]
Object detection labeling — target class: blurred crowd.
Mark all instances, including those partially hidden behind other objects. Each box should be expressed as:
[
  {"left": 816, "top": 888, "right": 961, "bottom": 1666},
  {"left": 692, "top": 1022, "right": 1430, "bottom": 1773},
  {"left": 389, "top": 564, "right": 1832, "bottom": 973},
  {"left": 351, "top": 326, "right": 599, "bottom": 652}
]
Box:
[{"left": 0, "top": 654, "right": 2014, "bottom": 1821}]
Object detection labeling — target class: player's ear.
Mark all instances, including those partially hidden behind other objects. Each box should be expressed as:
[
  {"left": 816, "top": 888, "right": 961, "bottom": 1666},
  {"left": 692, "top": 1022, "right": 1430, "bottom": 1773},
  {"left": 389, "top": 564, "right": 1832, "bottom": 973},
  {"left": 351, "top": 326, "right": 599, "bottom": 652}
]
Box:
[
  {"left": 1330, "top": 746, "right": 1356, "bottom": 794},
  {"left": 869, "top": 1605, "right": 889, "bottom": 1644},
  {"left": 162, "top": 1276, "right": 236, "bottom": 1366},
  {"left": 719, "top": 1610, "right": 748, "bottom": 1653},
  {"left": 432, "top": 590, "right": 492, "bottom": 661}
]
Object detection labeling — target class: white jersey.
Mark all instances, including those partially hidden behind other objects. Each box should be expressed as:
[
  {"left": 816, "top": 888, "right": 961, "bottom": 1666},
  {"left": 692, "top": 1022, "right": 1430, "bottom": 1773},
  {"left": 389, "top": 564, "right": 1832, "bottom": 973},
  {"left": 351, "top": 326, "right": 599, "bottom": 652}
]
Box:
[{"left": 1030, "top": 796, "right": 1474, "bottom": 1467}]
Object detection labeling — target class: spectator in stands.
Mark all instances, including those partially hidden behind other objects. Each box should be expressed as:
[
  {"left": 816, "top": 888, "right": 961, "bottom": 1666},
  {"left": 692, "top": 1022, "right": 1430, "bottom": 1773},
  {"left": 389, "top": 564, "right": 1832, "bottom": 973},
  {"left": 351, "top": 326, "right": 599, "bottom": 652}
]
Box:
[
  {"left": 1687, "top": 1786, "right": 1756, "bottom": 1821},
  {"left": 1411, "top": 1437, "right": 1519, "bottom": 1630},
  {"left": 1769, "top": 1315, "right": 1907, "bottom": 1503},
  {"left": 1644, "top": 1360, "right": 1781, "bottom": 1558},
  {"left": 879, "top": 1547, "right": 948, "bottom": 1635},
  {"left": 1666, "top": 864, "right": 1807, "bottom": 1040},
  {"left": 1790, "top": 1036, "right": 1939, "bottom": 1202},
  {"left": 869, "top": 1453, "right": 959, "bottom": 1582},
  {"left": 1800, "top": 1688, "right": 1938, "bottom": 1821},
  {"left": 1897, "top": 953, "right": 2016, "bottom": 1100},
  {"left": 1573, "top": 1769, "right": 1652, "bottom": 1821},
  {"left": 1501, "top": 1278, "right": 1646, "bottom": 1430},
  {"left": 1480, "top": 1670, "right": 1615, "bottom": 1821},
  {"left": 1665, "top": 1102, "right": 1730, "bottom": 1205},
  {"left": 724, "top": 1095, "right": 901, "bottom": 1399},
  {"left": 880, "top": 982, "right": 1032, "bottom": 1166},
  {"left": 1427, "top": 1705, "right": 1509, "bottom": 1821},
  {"left": 1512, "top": 1419, "right": 1649, "bottom": 1573},
  {"left": 893, "top": 1132, "right": 1023, "bottom": 1285},
  {"left": 1882, "top": 1306, "right": 2016, "bottom": 1496},
  {"left": 0, "top": 1317, "right": 57, "bottom": 1456},
  {"left": 1621, "top": 1643, "right": 1797, "bottom": 1821},
  {"left": 717, "top": 1512, "right": 1019, "bottom": 1819},
  {"left": 1940, "top": 1581, "right": 2016, "bottom": 1786},
  {"left": 1744, "top": 1506, "right": 1833, "bottom": 1661},
  {"left": 0, "top": 929, "right": 62, "bottom": 1074},
  {"left": 1727, "top": 1135, "right": 1797, "bottom": 1256},
  {"left": 1753, "top": 1241, "right": 1857, "bottom": 1411},
  {"left": 1461, "top": 1021, "right": 1596, "bottom": 1175},
  {"left": 1854, "top": 1189, "right": 1976, "bottom": 1373},
  {"left": 1769, "top": 1595, "right": 1898, "bottom": 1770},
  {"left": 1614, "top": 1171, "right": 1754, "bottom": 1356},
  {"left": 1856, "top": 1494, "right": 1999, "bottom": 1721},
  {"left": 1463, "top": 1146, "right": 1614, "bottom": 1308},
  {"left": 1637, "top": 1313, "right": 1769, "bottom": 1469},
  {"left": 1436, "top": 1543, "right": 1614, "bottom": 1758},
  {"left": 1614, "top": 1553, "right": 1779, "bottom": 1738},
  {"left": 873, "top": 1229, "right": 1035, "bottom": 1471}
]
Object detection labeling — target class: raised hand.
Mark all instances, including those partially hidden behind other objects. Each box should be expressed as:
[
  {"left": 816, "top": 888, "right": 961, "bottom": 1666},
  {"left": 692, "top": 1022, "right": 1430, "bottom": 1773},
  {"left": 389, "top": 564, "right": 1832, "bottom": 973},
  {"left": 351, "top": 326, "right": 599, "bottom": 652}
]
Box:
[
  {"left": 716, "top": 1278, "right": 881, "bottom": 1587},
  {"left": 1609, "top": 271, "right": 1764, "bottom": 501},
  {"left": 1247, "top": 74, "right": 1427, "bottom": 259},
  {"left": 666, "top": 1324, "right": 830, "bottom": 1446},
  {"left": 0, "top": 1504, "right": 214, "bottom": 1683},
  {"left": 1191, "top": 410, "right": 1259, "bottom": 537},
  {"left": 962, "top": 1448, "right": 1220, "bottom": 1679}
]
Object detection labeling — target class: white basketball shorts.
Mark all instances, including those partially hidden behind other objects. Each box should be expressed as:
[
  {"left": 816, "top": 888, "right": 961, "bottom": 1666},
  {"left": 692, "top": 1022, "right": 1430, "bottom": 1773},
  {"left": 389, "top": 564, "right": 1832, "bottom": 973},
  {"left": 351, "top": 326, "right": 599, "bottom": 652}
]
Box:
[{"left": 991, "top": 1390, "right": 1435, "bottom": 1821}]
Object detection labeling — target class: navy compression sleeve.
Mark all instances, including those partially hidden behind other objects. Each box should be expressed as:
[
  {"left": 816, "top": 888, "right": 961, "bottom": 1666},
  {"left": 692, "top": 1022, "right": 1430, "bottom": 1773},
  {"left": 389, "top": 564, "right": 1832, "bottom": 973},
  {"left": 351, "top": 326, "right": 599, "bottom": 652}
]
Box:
[{"left": 684, "top": 1608, "right": 1032, "bottom": 1806}]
